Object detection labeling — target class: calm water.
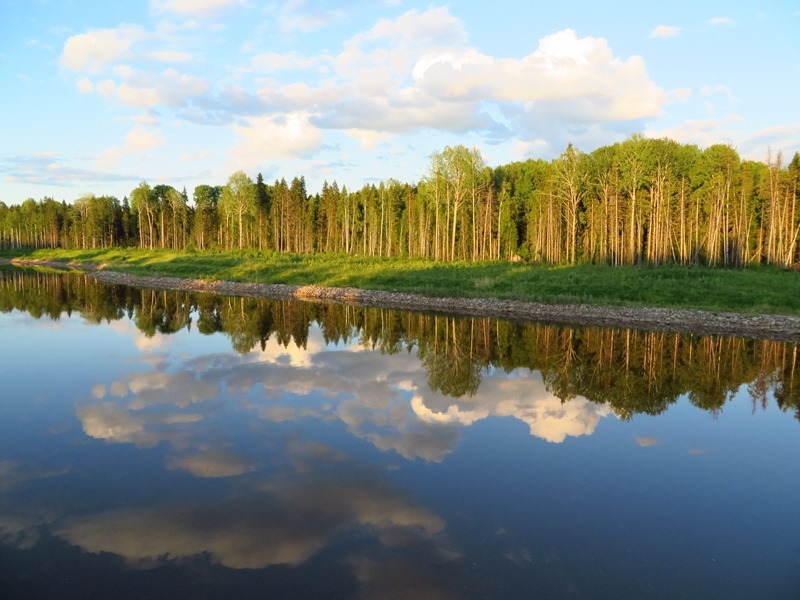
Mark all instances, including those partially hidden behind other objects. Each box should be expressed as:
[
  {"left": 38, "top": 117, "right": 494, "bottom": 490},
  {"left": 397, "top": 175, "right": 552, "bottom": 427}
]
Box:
[{"left": 0, "top": 268, "right": 798, "bottom": 599}]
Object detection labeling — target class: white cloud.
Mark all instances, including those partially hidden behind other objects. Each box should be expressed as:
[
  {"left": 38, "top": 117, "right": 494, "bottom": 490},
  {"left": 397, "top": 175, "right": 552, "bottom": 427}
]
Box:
[
  {"left": 644, "top": 114, "right": 742, "bottom": 147},
  {"left": 150, "top": 0, "right": 244, "bottom": 18},
  {"left": 279, "top": 0, "right": 346, "bottom": 34},
  {"left": 96, "top": 79, "right": 116, "bottom": 97},
  {"left": 116, "top": 68, "right": 209, "bottom": 107},
  {"left": 512, "top": 139, "right": 551, "bottom": 160},
  {"left": 356, "top": 6, "right": 467, "bottom": 47},
  {"left": 55, "top": 6, "right": 668, "bottom": 162},
  {"left": 126, "top": 125, "right": 166, "bottom": 151},
  {"left": 699, "top": 84, "right": 736, "bottom": 102},
  {"left": 97, "top": 125, "right": 166, "bottom": 167},
  {"left": 60, "top": 25, "right": 147, "bottom": 73},
  {"left": 2, "top": 154, "right": 137, "bottom": 186},
  {"left": 132, "top": 113, "right": 159, "bottom": 127},
  {"left": 737, "top": 123, "right": 800, "bottom": 161},
  {"left": 670, "top": 88, "right": 692, "bottom": 102},
  {"left": 76, "top": 77, "right": 94, "bottom": 93},
  {"left": 26, "top": 38, "right": 51, "bottom": 49},
  {"left": 229, "top": 112, "right": 323, "bottom": 167},
  {"left": 346, "top": 128, "right": 393, "bottom": 150},
  {"left": 649, "top": 25, "right": 679, "bottom": 39},
  {"left": 708, "top": 17, "right": 733, "bottom": 26},
  {"left": 414, "top": 30, "right": 664, "bottom": 122}
]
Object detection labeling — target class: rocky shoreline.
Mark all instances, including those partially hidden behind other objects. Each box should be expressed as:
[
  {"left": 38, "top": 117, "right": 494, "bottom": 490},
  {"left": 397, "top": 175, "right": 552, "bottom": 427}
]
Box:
[{"left": 5, "top": 257, "right": 800, "bottom": 342}]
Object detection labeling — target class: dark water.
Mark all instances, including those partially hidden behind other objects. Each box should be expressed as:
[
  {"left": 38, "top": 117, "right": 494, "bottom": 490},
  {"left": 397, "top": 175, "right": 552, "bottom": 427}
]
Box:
[{"left": 0, "top": 267, "right": 798, "bottom": 599}]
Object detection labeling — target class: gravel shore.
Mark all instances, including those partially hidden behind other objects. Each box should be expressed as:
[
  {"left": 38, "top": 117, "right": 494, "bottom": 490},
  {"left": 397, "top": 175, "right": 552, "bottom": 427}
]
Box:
[{"left": 6, "top": 258, "right": 800, "bottom": 342}]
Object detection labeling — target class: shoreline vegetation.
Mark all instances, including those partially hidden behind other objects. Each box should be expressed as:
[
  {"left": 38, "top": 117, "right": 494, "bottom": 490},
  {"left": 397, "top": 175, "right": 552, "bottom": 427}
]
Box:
[{"left": 2, "top": 248, "right": 800, "bottom": 342}]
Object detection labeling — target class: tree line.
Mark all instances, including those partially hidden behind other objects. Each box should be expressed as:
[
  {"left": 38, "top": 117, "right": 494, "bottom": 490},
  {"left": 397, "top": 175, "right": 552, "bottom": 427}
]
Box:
[
  {"left": 2, "top": 268, "right": 798, "bottom": 420},
  {"left": 2, "top": 135, "right": 798, "bottom": 267}
]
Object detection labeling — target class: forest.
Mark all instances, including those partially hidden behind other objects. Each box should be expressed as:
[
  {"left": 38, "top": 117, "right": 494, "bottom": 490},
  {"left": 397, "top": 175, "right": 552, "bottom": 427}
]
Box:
[{"left": 1, "top": 135, "right": 799, "bottom": 268}]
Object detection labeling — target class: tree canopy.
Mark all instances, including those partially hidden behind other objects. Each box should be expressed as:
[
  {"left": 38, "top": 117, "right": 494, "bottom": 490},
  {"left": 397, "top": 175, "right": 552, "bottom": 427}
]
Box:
[{"left": 2, "top": 135, "right": 798, "bottom": 268}]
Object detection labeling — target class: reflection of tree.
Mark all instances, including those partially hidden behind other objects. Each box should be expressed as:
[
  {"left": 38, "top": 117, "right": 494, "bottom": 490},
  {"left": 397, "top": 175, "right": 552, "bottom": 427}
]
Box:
[
  {"left": 418, "top": 316, "right": 483, "bottom": 397},
  {"left": 769, "top": 345, "right": 800, "bottom": 419},
  {"left": 135, "top": 289, "right": 191, "bottom": 337},
  {"left": 3, "top": 268, "right": 800, "bottom": 423}
]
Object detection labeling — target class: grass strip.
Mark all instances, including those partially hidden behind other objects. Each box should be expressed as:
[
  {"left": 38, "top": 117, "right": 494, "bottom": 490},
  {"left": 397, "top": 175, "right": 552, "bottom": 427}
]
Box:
[{"left": 3, "top": 247, "right": 799, "bottom": 315}]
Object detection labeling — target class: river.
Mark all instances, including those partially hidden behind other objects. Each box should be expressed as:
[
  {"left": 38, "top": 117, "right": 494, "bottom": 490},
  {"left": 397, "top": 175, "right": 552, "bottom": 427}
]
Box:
[{"left": 0, "top": 267, "right": 798, "bottom": 599}]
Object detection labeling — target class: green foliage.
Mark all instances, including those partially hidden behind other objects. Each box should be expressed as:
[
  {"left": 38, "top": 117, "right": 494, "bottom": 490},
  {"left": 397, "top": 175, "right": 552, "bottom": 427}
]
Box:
[{"left": 2, "top": 135, "right": 798, "bottom": 269}]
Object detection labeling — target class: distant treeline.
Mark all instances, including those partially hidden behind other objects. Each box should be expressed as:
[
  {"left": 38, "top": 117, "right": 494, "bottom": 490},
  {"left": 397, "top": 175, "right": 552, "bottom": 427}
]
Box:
[
  {"left": 2, "top": 268, "right": 798, "bottom": 421},
  {"left": 2, "top": 135, "right": 798, "bottom": 267}
]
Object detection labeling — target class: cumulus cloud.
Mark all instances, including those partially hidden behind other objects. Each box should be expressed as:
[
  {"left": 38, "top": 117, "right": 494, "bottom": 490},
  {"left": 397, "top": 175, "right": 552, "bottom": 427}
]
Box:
[
  {"left": 346, "top": 128, "right": 393, "bottom": 150},
  {"left": 55, "top": 6, "right": 670, "bottom": 164},
  {"left": 60, "top": 25, "right": 147, "bottom": 73},
  {"left": 649, "top": 25, "right": 680, "bottom": 39},
  {"left": 413, "top": 30, "right": 663, "bottom": 121},
  {"left": 229, "top": 112, "right": 324, "bottom": 167},
  {"left": 96, "top": 79, "right": 116, "bottom": 96}
]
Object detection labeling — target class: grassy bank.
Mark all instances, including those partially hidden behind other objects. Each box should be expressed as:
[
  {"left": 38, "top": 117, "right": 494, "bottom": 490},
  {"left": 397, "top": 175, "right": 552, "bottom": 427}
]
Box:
[{"left": 3, "top": 247, "right": 800, "bottom": 315}]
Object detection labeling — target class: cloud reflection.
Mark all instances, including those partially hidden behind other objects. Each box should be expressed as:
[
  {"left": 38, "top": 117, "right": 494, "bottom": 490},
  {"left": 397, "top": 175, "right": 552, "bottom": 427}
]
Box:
[
  {"left": 78, "top": 402, "right": 202, "bottom": 448},
  {"left": 83, "top": 322, "right": 611, "bottom": 464},
  {"left": 166, "top": 449, "right": 255, "bottom": 478},
  {"left": 635, "top": 436, "right": 659, "bottom": 447},
  {"left": 56, "top": 475, "right": 445, "bottom": 570}
]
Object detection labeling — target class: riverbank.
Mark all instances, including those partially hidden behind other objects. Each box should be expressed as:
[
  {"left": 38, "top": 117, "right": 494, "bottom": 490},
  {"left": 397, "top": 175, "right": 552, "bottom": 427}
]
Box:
[{"left": 4, "top": 257, "right": 800, "bottom": 342}]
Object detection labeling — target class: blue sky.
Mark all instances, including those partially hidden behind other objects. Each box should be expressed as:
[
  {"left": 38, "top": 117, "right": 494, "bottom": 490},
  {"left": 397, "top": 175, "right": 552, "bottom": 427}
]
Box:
[{"left": 1, "top": 0, "right": 798, "bottom": 205}]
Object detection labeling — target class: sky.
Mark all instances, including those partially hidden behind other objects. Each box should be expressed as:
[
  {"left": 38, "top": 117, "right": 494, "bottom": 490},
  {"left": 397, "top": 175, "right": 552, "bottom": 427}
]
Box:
[{"left": 1, "top": 0, "right": 798, "bottom": 205}]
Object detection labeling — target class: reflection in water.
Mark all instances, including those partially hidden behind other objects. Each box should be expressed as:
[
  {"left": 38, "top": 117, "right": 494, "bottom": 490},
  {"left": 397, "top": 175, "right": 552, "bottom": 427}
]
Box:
[
  {"left": 56, "top": 473, "right": 446, "bottom": 569},
  {"left": 1, "top": 267, "right": 800, "bottom": 598},
  {"left": 2, "top": 268, "right": 798, "bottom": 425}
]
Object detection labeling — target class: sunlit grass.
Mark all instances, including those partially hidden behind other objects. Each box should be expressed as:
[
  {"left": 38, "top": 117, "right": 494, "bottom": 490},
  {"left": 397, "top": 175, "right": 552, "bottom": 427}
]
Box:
[{"left": 4, "top": 247, "right": 800, "bottom": 315}]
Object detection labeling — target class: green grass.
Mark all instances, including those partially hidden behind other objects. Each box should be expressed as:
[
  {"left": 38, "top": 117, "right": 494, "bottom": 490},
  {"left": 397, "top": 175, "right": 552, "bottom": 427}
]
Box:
[{"left": 4, "top": 247, "right": 800, "bottom": 315}]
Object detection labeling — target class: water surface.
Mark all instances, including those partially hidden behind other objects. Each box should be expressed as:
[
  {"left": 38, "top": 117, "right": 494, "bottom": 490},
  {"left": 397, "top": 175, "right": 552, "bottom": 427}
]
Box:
[{"left": 1, "top": 268, "right": 798, "bottom": 599}]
